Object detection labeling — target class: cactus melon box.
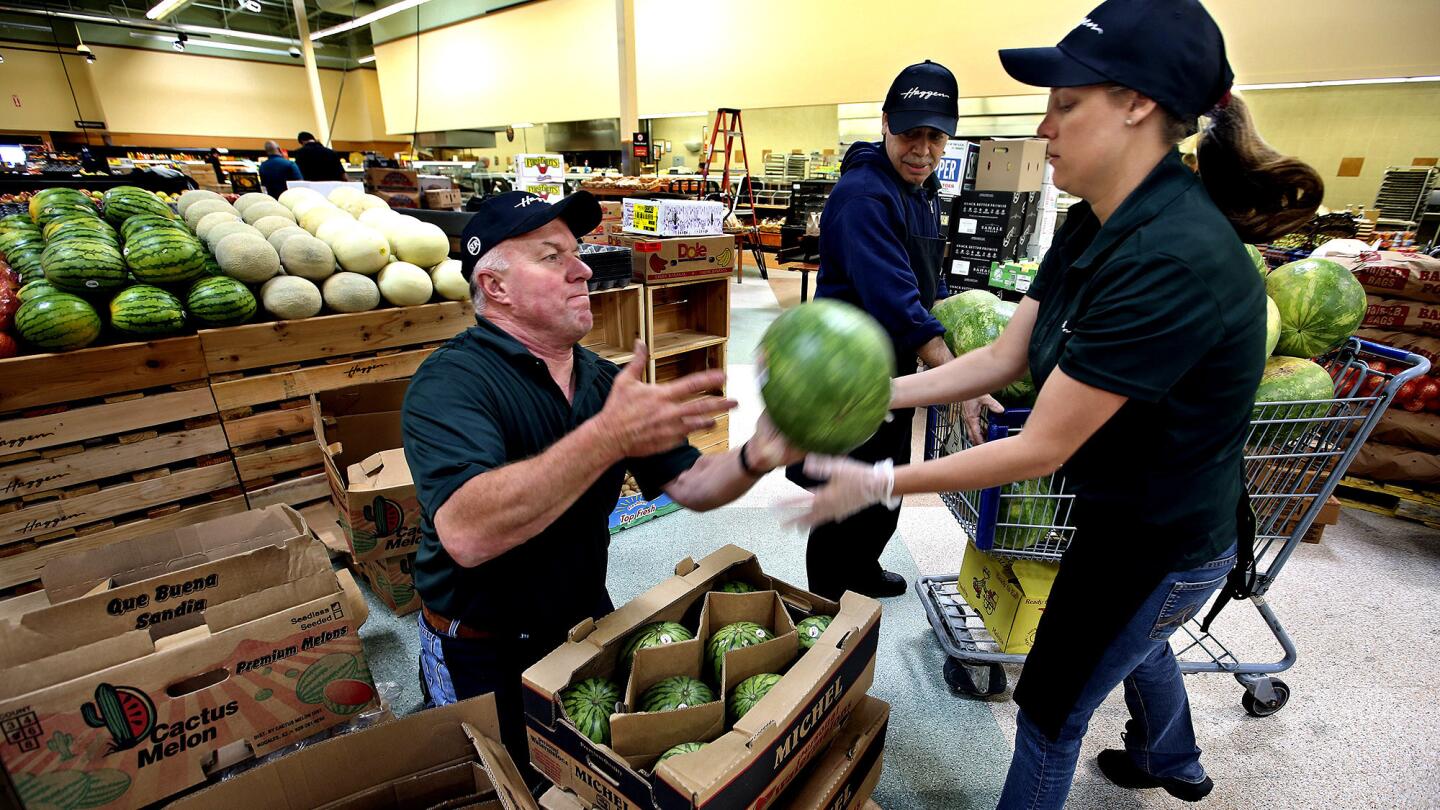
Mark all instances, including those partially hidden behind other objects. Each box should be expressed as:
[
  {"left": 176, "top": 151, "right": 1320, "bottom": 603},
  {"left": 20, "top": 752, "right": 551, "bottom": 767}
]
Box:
[
  {"left": 355, "top": 553, "right": 420, "bottom": 616},
  {"left": 312, "top": 381, "right": 423, "bottom": 564},
  {"left": 0, "top": 510, "right": 377, "bottom": 810}
]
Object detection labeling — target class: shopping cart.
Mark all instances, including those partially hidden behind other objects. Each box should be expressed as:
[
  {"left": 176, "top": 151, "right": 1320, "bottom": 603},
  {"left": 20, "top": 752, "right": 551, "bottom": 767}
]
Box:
[{"left": 915, "top": 337, "right": 1430, "bottom": 716}]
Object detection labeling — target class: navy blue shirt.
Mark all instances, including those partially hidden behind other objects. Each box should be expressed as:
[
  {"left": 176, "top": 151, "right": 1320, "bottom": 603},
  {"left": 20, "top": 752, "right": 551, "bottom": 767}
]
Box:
[
  {"left": 401, "top": 317, "right": 700, "bottom": 637},
  {"left": 258, "top": 156, "right": 302, "bottom": 197}
]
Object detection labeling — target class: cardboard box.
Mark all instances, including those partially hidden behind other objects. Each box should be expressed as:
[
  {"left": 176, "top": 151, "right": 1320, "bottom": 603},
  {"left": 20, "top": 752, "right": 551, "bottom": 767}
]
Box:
[
  {"left": 170, "top": 694, "right": 537, "bottom": 810},
  {"left": 0, "top": 507, "right": 377, "bottom": 810},
  {"left": 613, "top": 234, "right": 736, "bottom": 285},
  {"left": 516, "top": 154, "right": 565, "bottom": 181},
  {"left": 312, "top": 380, "right": 423, "bottom": 564},
  {"left": 989, "top": 261, "right": 1040, "bottom": 295},
  {"left": 523, "top": 544, "right": 881, "bottom": 810},
  {"left": 366, "top": 167, "right": 421, "bottom": 192},
  {"left": 622, "top": 199, "right": 726, "bottom": 237},
  {"left": 517, "top": 179, "right": 566, "bottom": 202},
  {"left": 419, "top": 175, "right": 456, "bottom": 192},
  {"left": 356, "top": 553, "right": 420, "bottom": 616},
  {"left": 541, "top": 786, "right": 589, "bottom": 809},
  {"left": 610, "top": 492, "right": 682, "bottom": 534},
  {"left": 957, "top": 544, "right": 1057, "bottom": 654},
  {"left": 376, "top": 190, "right": 422, "bottom": 209},
  {"left": 425, "top": 189, "right": 463, "bottom": 210},
  {"left": 975, "top": 138, "right": 1048, "bottom": 192},
  {"left": 772, "top": 696, "right": 889, "bottom": 810},
  {"left": 599, "top": 201, "right": 624, "bottom": 221},
  {"left": 936, "top": 139, "right": 980, "bottom": 196}
]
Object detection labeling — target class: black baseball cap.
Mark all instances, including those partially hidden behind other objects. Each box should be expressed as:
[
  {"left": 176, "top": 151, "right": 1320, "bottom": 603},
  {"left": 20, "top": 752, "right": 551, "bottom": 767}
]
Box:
[
  {"left": 999, "top": 0, "right": 1233, "bottom": 120},
  {"left": 883, "top": 60, "right": 959, "bottom": 136},
  {"left": 459, "top": 190, "right": 602, "bottom": 282}
]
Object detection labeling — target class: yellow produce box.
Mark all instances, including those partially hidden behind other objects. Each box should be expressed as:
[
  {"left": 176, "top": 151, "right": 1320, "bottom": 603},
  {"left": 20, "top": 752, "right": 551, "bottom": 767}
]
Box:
[{"left": 957, "top": 544, "right": 1058, "bottom": 654}]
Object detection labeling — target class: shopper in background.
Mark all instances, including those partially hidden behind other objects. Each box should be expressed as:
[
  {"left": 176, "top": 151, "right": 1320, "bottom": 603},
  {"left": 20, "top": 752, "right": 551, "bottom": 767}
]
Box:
[
  {"left": 401, "top": 191, "right": 799, "bottom": 785},
  {"left": 205, "top": 148, "right": 225, "bottom": 185},
  {"left": 791, "top": 60, "right": 964, "bottom": 601},
  {"left": 257, "top": 140, "right": 302, "bottom": 198},
  {"left": 790, "top": 0, "right": 1322, "bottom": 806},
  {"left": 292, "top": 131, "right": 346, "bottom": 181}
]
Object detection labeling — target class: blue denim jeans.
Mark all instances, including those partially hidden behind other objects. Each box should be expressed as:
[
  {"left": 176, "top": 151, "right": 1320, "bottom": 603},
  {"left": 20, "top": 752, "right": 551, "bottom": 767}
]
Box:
[{"left": 996, "top": 543, "right": 1237, "bottom": 810}]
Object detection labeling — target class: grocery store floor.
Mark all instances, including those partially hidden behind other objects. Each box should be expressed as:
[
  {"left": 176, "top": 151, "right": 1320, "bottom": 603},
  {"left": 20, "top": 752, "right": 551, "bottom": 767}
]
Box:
[{"left": 355, "top": 262, "right": 1440, "bottom": 809}]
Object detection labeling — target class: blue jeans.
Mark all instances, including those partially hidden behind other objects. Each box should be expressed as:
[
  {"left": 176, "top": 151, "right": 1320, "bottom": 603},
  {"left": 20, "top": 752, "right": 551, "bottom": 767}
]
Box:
[{"left": 996, "top": 544, "right": 1237, "bottom": 810}]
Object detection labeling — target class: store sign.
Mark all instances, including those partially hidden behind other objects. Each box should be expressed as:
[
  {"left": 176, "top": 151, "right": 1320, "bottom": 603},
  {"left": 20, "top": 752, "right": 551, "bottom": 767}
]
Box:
[
  {"left": 632, "top": 131, "right": 649, "bottom": 159},
  {"left": 935, "top": 139, "right": 971, "bottom": 195}
]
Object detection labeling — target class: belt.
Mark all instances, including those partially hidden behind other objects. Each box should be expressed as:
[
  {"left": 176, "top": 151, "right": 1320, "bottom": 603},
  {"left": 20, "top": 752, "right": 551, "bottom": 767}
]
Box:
[{"left": 421, "top": 604, "right": 498, "bottom": 641}]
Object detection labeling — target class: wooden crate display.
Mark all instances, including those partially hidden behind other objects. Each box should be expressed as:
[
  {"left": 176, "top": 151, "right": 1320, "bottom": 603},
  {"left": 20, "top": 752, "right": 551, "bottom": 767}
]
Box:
[
  {"left": 201, "top": 302, "right": 473, "bottom": 510},
  {"left": 643, "top": 277, "right": 730, "bottom": 362},
  {"left": 581, "top": 284, "right": 641, "bottom": 367},
  {"left": 651, "top": 342, "right": 730, "bottom": 455},
  {"left": 0, "top": 338, "right": 246, "bottom": 591}
]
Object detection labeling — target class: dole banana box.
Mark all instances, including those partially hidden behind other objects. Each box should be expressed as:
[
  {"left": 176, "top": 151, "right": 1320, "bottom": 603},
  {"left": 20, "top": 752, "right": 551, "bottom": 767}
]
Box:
[
  {"left": 612, "top": 234, "right": 736, "bottom": 286},
  {"left": 0, "top": 506, "right": 377, "bottom": 810},
  {"left": 311, "top": 380, "right": 423, "bottom": 565},
  {"left": 523, "top": 544, "right": 880, "bottom": 810}
]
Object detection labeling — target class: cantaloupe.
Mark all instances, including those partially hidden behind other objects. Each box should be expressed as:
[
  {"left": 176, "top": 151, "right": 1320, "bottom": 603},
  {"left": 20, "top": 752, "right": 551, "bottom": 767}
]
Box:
[
  {"left": 195, "top": 210, "right": 243, "bottom": 241},
  {"left": 177, "top": 189, "right": 225, "bottom": 216},
  {"left": 300, "top": 205, "right": 351, "bottom": 235},
  {"left": 391, "top": 221, "right": 450, "bottom": 267},
  {"left": 204, "top": 220, "right": 259, "bottom": 250},
  {"left": 234, "top": 192, "right": 274, "bottom": 215},
  {"left": 323, "top": 272, "right": 381, "bottom": 313},
  {"left": 215, "top": 232, "right": 281, "bottom": 283},
  {"left": 328, "top": 186, "right": 364, "bottom": 206},
  {"left": 431, "top": 259, "right": 468, "bottom": 301},
  {"left": 332, "top": 227, "right": 390, "bottom": 275},
  {"left": 377, "top": 262, "right": 433, "bottom": 306},
  {"left": 253, "top": 215, "right": 296, "bottom": 238},
  {"left": 242, "top": 202, "right": 295, "bottom": 226},
  {"left": 279, "top": 187, "right": 323, "bottom": 211},
  {"left": 291, "top": 197, "right": 331, "bottom": 221},
  {"left": 358, "top": 207, "right": 400, "bottom": 228},
  {"left": 262, "top": 276, "right": 323, "bottom": 320},
  {"left": 316, "top": 218, "right": 359, "bottom": 247},
  {"left": 279, "top": 234, "right": 336, "bottom": 280},
  {"left": 184, "top": 199, "right": 241, "bottom": 229},
  {"left": 340, "top": 193, "right": 388, "bottom": 218},
  {"left": 267, "top": 226, "right": 309, "bottom": 254}
]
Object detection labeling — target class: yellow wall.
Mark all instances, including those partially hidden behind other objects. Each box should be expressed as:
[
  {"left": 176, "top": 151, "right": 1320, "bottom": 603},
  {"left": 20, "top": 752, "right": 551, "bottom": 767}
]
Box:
[
  {"left": 650, "top": 105, "right": 840, "bottom": 170},
  {"left": 0, "top": 49, "right": 105, "bottom": 132},
  {"left": 1243, "top": 84, "right": 1440, "bottom": 210}
]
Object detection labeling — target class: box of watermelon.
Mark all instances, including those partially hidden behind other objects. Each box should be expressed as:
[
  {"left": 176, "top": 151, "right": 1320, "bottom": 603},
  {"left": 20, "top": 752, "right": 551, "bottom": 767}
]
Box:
[
  {"left": 522, "top": 544, "right": 880, "bottom": 810},
  {"left": 768, "top": 695, "right": 889, "bottom": 810},
  {"left": 355, "top": 552, "right": 420, "bottom": 616},
  {"left": 0, "top": 507, "right": 378, "bottom": 810}
]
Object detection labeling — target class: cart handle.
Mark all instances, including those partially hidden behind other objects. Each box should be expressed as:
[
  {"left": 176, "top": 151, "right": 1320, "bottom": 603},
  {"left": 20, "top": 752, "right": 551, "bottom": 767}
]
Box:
[{"left": 1356, "top": 338, "right": 1419, "bottom": 365}]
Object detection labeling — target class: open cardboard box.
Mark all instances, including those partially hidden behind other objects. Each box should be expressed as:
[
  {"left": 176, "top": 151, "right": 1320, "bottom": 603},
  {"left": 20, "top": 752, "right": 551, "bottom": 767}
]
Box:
[
  {"left": 771, "top": 695, "right": 889, "bottom": 810},
  {"left": 0, "top": 506, "right": 377, "bottom": 810},
  {"left": 523, "top": 545, "right": 880, "bottom": 810},
  {"left": 170, "top": 694, "right": 538, "bottom": 810},
  {"left": 313, "top": 380, "right": 423, "bottom": 564}
]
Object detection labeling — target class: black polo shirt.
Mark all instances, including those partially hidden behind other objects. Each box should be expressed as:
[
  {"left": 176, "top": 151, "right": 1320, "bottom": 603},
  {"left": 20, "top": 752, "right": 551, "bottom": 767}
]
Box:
[
  {"left": 401, "top": 317, "right": 700, "bottom": 639},
  {"left": 1025, "top": 150, "right": 1265, "bottom": 567}
]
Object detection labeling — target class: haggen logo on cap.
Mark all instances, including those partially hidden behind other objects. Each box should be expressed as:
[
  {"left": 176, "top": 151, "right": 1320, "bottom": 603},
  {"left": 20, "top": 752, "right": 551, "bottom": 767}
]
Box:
[
  {"left": 514, "top": 195, "right": 541, "bottom": 208},
  {"left": 901, "top": 87, "right": 951, "bottom": 101},
  {"left": 466, "top": 236, "right": 482, "bottom": 256},
  {"left": 1076, "top": 17, "right": 1104, "bottom": 34}
]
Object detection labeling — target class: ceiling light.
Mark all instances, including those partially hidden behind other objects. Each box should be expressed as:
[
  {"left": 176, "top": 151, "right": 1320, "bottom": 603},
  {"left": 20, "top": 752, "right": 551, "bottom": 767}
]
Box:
[
  {"left": 75, "top": 43, "right": 91, "bottom": 54},
  {"left": 641, "top": 111, "right": 708, "bottom": 120},
  {"left": 310, "top": 0, "right": 434, "bottom": 41},
  {"left": 0, "top": 52, "right": 6, "bottom": 64},
  {"left": 147, "top": 0, "right": 191, "bottom": 21},
  {"left": 357, "top": 54, "right": 375, "bottom": 64},
  {"left": 288, "top": 46, "right": 300, "bottom": 58},
  {"left": 130, "top": 32, "right": 341, "bottom": 61},
  {"left": 239, "top": 0, "right": 262, "bottom": 11},
  {"left": 511, "top": 123, "right": 534, "bottom": 129},
  {"left": 1236, "top": 75, "right": 1440, "bottom": 91},
  {"left": 85, "top": 52, "right": 96, "bottom": 63},
  {"left": 172, "top": 33, "right": 187, "bottom": 51}
]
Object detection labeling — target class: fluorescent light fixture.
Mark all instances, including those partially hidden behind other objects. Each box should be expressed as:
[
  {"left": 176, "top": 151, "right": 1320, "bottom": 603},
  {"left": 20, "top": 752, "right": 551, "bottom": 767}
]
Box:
[
  {"left": 173, "top": 24, "right": 301, "bottom": 46},
  {"left": 0, "top": 52, "right": 6, "bottom": 64},
  {"left": 310, "top": 0, "right": 434, "bottom": 41},
  {"left": 75, "top": 43, "right": 91, "bottom": 54},
  {"left": 147, "top": 0, "right": 191, "bottom": 21},
  {"left": 130, "top": 32, "right": 340, "bottom": 61},
  {"left": 511, "top": 123, "right": 534, "bottom": 129},
  {"left": 357, "top": 54, "right": 375, "bottom": 64},
  {"left": 641, "top": 111, "right": 708, "bottom": 120},
  {"left": 1236, "top": 75, "right": 1440, "bottom": 91}
]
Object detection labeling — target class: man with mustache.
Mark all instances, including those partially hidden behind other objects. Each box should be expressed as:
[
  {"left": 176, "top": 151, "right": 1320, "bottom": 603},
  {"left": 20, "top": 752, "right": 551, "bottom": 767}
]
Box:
[{"left": 792, "top": 60, "right": 959, "bottom": 599}]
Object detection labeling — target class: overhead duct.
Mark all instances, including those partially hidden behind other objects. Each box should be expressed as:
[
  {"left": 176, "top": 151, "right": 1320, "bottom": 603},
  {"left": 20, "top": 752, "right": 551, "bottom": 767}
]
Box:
[
  {"left": 414, "top": 130, "right": 498, "bottom": 149},
  {"left": 545, "top": 119, "right": 620, "bottom": 152}
]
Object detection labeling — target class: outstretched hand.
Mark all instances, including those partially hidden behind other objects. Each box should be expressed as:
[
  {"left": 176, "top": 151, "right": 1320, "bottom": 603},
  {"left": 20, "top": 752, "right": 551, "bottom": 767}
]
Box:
[{"left": 784, "top": 455, "right": 898, "bottom": 530}]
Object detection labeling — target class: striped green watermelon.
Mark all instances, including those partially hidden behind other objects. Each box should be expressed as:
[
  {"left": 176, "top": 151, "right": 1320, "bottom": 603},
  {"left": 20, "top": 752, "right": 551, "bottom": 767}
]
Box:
[
  {"left": 995, "top": 476, "right": 1059, "bottom": 551},
  {"left": 1266, "top": 258, "right": 1365, "bottom": 358},
  {"left": 933, "top": 290, "right": 1035, "bottom": 406},
  {"left": 15, "top": 293, "right": 101, "bottom": 351},
  {"left": 619, "top": 621, "right": 694, "bottom": 671},
  {"left": 728, "top": 673, "right": 781, "bottom": 723},
  {"left": 110, "top": 285, "right": 185, "bottom": 336},
  {"left": 34, "top": 202, "right": 100, "bottom": 230},
  {"left": 1246, "top": 244, "right": 1268, "bottom": 277},
  {"left": 18, "top": 279, "right": 59, "bottom": 302},
  {"left": 123, "top": 230, "right": 206, "bottom": 284},
  {"left": 295, "top": 653, "right": 360, "bottom": 705},
  {"left": 42, "top": 238, "right": 128, "bottom": 293},
  {"left": 187, "top": 276, "right": 257, "bottom": 326},
  {"left": 640, "top": 675, "right": 715, "bottom": 713},
  {"left": 121, "top": 214, "right": 188, "bottom": 242},
  {"left": 796, "top": 615, "right": 833, "bottom": 650},
  {"left": 6, "top": 246, "right": 42, "bottom": 280},
  {"left": 716, "top": 581, "right": 756, "bottom": 594},
  {"left": 1250, "top": 356, "right": 1334, "bottom": 446},
  {"left": 102, "top": 187, "right": 175, "bottom": 226},
  {"left": 28, "top": 188, "right": 93, "bottom": 222},
  {"left": 0, "top": 214, "right": 38, "bottom": 235},
  {"left": 658, "top": 742, "right": 705, "bottom": 762},
  {"left": 705, "top": 621, "right": 772, "bottom": 684},
  {"left": 560, "top": 677, "right": 621, "bottom": 745},
  {"left": 760, "top": 299, "right": 895, "bottom": 454},
  {"left": 43, "top": 214, "right": 114, "bottom": 240},
  {"left": 0, "top": 228, "right": 44, "bottom": 257}
]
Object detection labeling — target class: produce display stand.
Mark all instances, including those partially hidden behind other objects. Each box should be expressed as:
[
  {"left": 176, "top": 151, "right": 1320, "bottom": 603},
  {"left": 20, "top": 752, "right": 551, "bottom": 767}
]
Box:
[
  {"left": 643, "top": 277, "right": 731, "bottom": 454},
  {"left": 581, "top": 284, "right": 641, "bottom": 367},
  {"left": 916, "top": 337, "right": 1429, "bottom": 717},
  {"left": 0, "top": 337, "right": 245, "bottom": 592},
  {"left": 200, "top": 302, "right": 474, "bottom": 511}
]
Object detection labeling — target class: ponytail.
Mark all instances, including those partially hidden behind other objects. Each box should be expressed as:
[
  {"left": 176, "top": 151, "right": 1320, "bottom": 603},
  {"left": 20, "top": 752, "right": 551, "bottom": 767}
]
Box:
[{"left": 1193, "top": 95, "right": 1324, "bottom": 244}]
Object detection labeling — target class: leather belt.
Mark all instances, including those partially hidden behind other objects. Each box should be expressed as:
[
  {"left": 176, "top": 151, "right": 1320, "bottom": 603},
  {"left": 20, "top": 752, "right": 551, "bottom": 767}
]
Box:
[{"left": 421, "top": 604, "right": 498, "bottom": 641}]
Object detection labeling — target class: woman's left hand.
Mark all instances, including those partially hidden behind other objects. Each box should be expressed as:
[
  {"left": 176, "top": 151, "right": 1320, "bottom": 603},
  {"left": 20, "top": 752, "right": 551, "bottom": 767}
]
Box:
[{"left": 786, "top": 455, "right": 898, "bottom": 529}]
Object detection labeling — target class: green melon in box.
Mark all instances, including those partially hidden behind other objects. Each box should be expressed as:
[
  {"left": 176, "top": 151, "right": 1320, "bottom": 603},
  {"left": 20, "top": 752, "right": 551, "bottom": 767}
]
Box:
[
  {"left": 658, "top": 742, "right": 705, "bottom": 762},
  {"left": 15, "top": 293, "right": 101, "bottom": 351},
  {"left": 41, "top": 238, "right": 128, "bottom": 293},
  {"left": 728, "top": 673, "right": 781, "bottom": 723},
  {"left": 561, "top": 677, "right": 621, "bottom": 745},
  {"left": 640, "top": 676, "right": 715, "bottom": 713},
  {"left": 187, "top": 276, "right": 257, "bottom": 326},
  {"left": 123, "top": 229, "right": 206, "bottom": 284},
  {"left": 796, "top": 614, "right": 833, "bottom": 650},
  {"left": 1266, "top": 258, "right": 1365, "bottom": 358},
  {"left": 110, "top": 285, "right": 186, "bottom": 337},
  {"left": 705, "top": 621, "right": 771, "bottom": 684},
  {"left": 619, "top": 621, "right": 694, "bottom": 671}
]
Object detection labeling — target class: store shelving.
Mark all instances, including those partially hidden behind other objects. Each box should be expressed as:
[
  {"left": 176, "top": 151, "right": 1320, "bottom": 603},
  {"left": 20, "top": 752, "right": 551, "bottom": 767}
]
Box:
[
  {"left": 644, "top": 278, "right": 731, "bottom": 361},
  {"left": 581, "top": 284, "right": 642, "bottom": 366}
]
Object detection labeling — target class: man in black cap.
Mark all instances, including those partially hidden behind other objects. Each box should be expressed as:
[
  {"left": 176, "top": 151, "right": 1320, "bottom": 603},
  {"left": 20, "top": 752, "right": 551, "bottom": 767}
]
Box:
[
  {"left": 292, "top": 131, "right": 347, "bottom": 182},
  {"left": 401, "top": 190, "right": 796, "bottom": 780},
  {"left": 795, "top": 60, "right": 961, "bottom": 600}
]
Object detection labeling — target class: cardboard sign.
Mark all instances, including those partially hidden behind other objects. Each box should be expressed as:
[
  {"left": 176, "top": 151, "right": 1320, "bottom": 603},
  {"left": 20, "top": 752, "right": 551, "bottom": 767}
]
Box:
[
  {"left": 612, "top": 234, "right": 736, "bottom": 286},
  {"left": 935, "top": 139, "right": 979, "bottom": 196}
]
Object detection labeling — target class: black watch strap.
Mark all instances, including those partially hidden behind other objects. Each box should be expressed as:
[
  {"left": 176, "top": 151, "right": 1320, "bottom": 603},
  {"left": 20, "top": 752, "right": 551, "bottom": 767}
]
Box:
[{"left": 738, "top": 441, "right": 763, "bottom": 477}]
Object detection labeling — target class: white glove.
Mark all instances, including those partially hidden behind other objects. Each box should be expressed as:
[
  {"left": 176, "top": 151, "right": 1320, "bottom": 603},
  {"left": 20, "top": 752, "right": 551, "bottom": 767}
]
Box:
[{"left": 786, "top": 455, "right": 900, "bottom": 530}]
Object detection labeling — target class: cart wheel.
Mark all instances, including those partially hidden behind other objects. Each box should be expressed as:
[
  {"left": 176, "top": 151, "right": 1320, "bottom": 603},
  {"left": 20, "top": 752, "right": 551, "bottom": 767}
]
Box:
[
  {"left": 1241, "top": 679, "right": 1290, "bottom": 718},
  {"left": 944, "top": 657, "right": 1007, "bottom": 698}
]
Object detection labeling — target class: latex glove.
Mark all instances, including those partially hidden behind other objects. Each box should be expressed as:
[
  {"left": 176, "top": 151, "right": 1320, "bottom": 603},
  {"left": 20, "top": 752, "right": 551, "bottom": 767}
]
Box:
[
  {"left": 962, "top": 395, "right": 1005, "bottom": 445},
  {"left": 785, "top": 455, "right": 899, "bottom": 530}
]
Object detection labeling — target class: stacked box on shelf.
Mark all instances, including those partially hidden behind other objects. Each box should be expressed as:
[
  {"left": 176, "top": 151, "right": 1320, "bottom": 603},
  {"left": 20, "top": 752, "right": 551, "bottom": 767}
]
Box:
[
  {"left": 200, "top": 302, "right": 474, "bottom": 511},
  {"left": 0, "top": 337, "right": 246, "bottom": 593},
  {"left": 644, "top": 277, "right": 730, "bottom": 455}
]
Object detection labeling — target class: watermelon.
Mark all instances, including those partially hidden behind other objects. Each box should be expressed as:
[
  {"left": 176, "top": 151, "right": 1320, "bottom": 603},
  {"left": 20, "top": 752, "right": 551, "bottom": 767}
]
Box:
[
  {"left": 0, "top": 228, "right": 44, "bottom": 257},
  {"left": 1266, "top": 258, "right": 1365, "bottom": 358},
  {"left": 0, "top": 214, "right": 37, "bottom": 235},
  {"left": 760, "top": 300, "right": 894, "bottom": 454},
  {"left": 705, "top": 621, "right": 771, "bottom": 684},
  {"left": 18, "top": 279, "right": 59, "bottom": 302},
  {"left": 1250, "top": 356, "right": 1334, "bottom": 446},
  {"left": 102, "top": 187, "right": 174, "bottom": 226},
  {"left": 28, "top": 188, "right": 93, "bottom": 222},
  {"left": 995, "top": 476, "right": 1059, "bottom": 550},
  {"left": 658, "top": 742, "right": 705, "bottom": 762},
  {"left": 1264, "top": 296, "right": 1281, "bottom": 357},
  {"left": 188, "top": 276, "right": 257, "bottom": 327},
  {"left": 560, "top": 677, "right": 621, "bottom": 745},
  {"left": 1245, "top": 244, "right": 1268, "bottom": 277},
  {"left": 618, "top": 621, "right": 694, "bottom": 671},
  {"left": 728, "top": 673, "right": 781, "bottom": 723},
  {"left": 716, "top": 581, "right": 756, "bottom": 594},
  {"left": 295, "top": 653, "right": 360, "bottom": 705},
  {"left": 640, "top": 675, "right": 715, "bottom": 712},
  {"left": 34, "top": 202, "right": 100, "bottom": 231},
  {"left": 933, "top": 290, "right": 1035, "bottom": 406},
  {"left": 123, "top": 230, "right": 207, "bottom": 284},
  {"left": 121, "top": 214, "right": 188, "bottom": 242},
  {"left": 41, "top": 238, "right": 128, "bottom": 293},
  {"left": 43, "top": 215, "right": 115, "bottom": 242},
  {"left": 796, "top": 615, "right": 833, "bottom": 650},
  {"left": 15, "top": 293, "right": 101, "bottom": 351},
  {"left": 6, "top": 247, "right": 42, "bottom": 280},
  {"left": 110, "top": 285, "right": 185, "bottom": 337}
]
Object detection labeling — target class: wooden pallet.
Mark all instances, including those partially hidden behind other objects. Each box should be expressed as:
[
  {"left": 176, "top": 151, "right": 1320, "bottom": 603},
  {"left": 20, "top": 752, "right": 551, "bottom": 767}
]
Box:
[
  {"left": 1335, "top": 476, "right": 1440, "bottom": 528},
  {"left": 200, "top": 303, "right": 473, "bottom": 509}
]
